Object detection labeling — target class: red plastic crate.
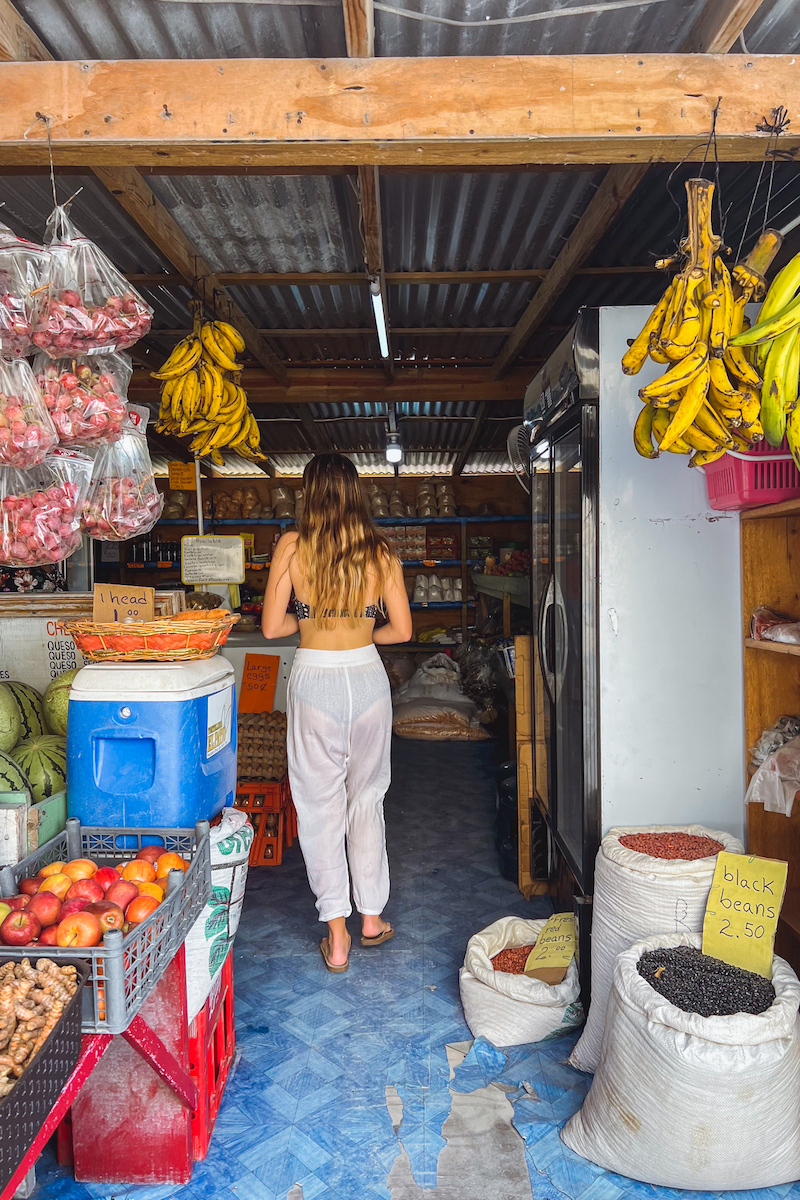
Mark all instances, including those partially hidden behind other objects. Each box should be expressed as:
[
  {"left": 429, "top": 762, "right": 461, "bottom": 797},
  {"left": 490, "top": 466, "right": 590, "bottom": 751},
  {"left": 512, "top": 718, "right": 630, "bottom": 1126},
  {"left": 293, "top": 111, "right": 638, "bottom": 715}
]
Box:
[
  {"left": 250, "top": 812, "right": 284, "bottom": 866},
  {"left": 234, "top": 779, "right": 286, "bottom": 813},
  {"left": 704, "top": 438, "right": 800, "bottom": 511},
  {"left": 189, "top": 950, "right": 235, "bottom": 1162}
]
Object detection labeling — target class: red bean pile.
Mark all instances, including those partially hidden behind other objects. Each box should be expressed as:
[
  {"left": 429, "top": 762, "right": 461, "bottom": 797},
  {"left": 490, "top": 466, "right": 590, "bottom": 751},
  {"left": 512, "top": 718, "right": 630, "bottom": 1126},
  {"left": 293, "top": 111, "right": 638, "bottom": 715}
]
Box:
[
  {"left": 619, "top": 832, "right": 724, "bottom": 861},
  {"left": 491, "top": 943, "right": 536, "bottom": 974}
]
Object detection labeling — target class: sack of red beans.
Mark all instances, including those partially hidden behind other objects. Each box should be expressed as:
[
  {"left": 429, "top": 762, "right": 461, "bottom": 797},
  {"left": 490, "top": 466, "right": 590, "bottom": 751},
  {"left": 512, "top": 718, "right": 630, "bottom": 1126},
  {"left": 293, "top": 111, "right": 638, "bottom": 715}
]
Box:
[
  {"left": 568, "top": 823, "right": 744, "bottom": 1075},
  {"left": 0, "top": 218, "right": 47, "bottom": 358},
  {"left": 0, "top": 356, "right": 58, "bottom": 469},
  {"left": 32, "top": 206, "right": 152, "bottom": 357},
  {"left": 81, "top": 405, "right": 163, "bottom": 541},
  {"left": 0, "top": 448, "right": 92, "bottom": 567},
  {"left": 34, "top": 352, "right": 130, "bottom": 447}
]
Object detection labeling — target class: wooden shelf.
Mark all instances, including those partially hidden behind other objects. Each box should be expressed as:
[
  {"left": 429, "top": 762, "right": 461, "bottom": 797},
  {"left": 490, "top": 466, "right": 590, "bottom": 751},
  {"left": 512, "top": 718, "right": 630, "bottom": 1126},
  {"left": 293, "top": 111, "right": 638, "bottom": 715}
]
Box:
[
  {"left": 744, "top": 638, "right": 800, "bottom": 657},
  {"left": 780, "top": 889, "right": 800, "bottom": 939},
  {"left": 741, "top": 498, "right": 800, "bottom": 521}
]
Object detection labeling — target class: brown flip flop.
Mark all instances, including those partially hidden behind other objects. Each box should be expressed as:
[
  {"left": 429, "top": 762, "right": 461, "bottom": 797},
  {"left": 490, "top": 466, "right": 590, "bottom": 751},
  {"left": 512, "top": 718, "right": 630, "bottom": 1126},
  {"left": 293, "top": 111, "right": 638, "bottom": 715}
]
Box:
[
  {"left": 361, "top": 926, "right": 395, "bottom": 948},
  {"left": 320, "top": 935, "right": 350, "bottom": 973}
]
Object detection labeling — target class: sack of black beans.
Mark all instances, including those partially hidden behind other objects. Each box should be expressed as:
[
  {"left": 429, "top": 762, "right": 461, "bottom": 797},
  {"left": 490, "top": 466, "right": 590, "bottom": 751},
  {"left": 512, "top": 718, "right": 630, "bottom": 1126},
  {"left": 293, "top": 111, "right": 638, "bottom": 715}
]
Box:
[
  {"left": 569, "top": 823, "right": 743, "bottom": 1073},
  {"left": 562, "top": 931, "right": 800, "bottom": 1189},
  {"left": 459, "top": 916, "right": 583, "bottom": 1048}
]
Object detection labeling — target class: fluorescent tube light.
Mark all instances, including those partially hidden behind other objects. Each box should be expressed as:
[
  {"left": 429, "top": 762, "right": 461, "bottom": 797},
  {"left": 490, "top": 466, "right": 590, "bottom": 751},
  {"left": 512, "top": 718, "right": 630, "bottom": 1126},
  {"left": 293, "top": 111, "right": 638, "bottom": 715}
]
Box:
[{"left": 369, "top": 279, "right": 390, "bottom": 359}]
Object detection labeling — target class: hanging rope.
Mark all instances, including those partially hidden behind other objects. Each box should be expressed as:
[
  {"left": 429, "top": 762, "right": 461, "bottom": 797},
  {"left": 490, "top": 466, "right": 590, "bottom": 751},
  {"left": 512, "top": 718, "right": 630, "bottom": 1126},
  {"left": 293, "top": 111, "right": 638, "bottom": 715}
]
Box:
[{"left": 735, "top": 106, "right": 791, "bottom": 262}]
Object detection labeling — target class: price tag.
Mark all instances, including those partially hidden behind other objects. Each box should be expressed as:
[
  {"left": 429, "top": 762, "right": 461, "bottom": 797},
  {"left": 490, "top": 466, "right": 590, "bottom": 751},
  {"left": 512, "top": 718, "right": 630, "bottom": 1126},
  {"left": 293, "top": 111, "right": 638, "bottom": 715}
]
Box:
[
  {"left": 92, "top": 584, "right": 155, "bottom": 623},
  {"left": 168, "top": 461, "right": 197, "bottom": 490},
  {"left": 238, "top": 653, "right": 280, "bottom": 714},
  {"left": 702, "top": 851, "right": 788, "bottom": 978},
  {"left": 181, "top": 535, "right": 245, "bottom": 585},
  {"left": 524, "top": 912, "right": 576, "bottom": 984}
]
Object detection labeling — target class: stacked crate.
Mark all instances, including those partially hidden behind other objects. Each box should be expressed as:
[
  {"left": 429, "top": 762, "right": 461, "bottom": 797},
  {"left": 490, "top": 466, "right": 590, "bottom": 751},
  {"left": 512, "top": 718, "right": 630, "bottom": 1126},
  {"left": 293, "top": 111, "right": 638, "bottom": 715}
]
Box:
[{"left": 233, "top": 777, "right": 295, "bottom": 866}]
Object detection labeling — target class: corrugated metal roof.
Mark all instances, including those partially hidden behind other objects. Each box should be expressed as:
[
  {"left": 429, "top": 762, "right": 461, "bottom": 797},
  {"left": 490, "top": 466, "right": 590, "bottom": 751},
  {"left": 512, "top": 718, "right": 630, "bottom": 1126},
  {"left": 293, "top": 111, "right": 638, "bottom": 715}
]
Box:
[
  {"left": 462, "top": 451, "right": 516, "bottom": 475},
  {"left": 743, "top": 0, "right": 800, "bottom": 52}
]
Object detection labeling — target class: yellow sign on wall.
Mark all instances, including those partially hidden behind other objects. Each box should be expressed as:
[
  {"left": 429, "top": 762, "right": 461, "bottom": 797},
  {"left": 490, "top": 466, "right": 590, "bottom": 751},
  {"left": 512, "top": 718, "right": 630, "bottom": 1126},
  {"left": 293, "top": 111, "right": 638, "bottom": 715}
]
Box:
[
  {"left": 702, "top": 851, "right": 788, "bottom": 979},
  {"left": 524, "top": 912, "right": 575, "bottom": 984},
  {"left": 168, "top": 461, "right": 196, "bottom": 490}
]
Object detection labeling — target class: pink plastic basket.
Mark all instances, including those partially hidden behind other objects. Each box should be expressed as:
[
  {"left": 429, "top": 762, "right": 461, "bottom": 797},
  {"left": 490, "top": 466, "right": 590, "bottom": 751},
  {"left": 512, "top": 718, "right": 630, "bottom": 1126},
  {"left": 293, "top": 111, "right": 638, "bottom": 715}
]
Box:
[{"left": 703, "top": 438, "right": 800, "bottom": 512}]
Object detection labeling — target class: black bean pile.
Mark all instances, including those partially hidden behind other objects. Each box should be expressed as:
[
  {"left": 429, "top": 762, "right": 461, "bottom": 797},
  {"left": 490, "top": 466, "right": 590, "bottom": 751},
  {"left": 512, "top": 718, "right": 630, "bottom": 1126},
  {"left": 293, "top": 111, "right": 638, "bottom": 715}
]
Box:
[{"left": 637, "top": 946, "right": 776, "bottom": 1017}]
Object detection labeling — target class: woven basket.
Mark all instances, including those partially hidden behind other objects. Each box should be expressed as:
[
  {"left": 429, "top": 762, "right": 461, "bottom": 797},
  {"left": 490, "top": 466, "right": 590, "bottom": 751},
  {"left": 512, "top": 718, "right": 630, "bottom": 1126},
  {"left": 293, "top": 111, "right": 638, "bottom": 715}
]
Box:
[{"left": 66, "top": 612, "right": 240, "bottom": 662}]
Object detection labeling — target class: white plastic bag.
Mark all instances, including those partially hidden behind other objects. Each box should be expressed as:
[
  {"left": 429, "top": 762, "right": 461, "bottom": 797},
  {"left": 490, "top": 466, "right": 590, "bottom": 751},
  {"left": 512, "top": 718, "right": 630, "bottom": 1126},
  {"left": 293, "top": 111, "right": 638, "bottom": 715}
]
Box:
[
  {"left": 562, "top": 932, "right": 800, "bottom": 1190},
  {"left": 0, "top": 218, "right": 47, "bottom": 358},
  {"left": 81, "top": 406, "right": 163, "bottom": 540},
  {"left": 0, "top": 448, "right": 92, "bottom": 567},
  {"left": 746, "top": 734, "right": 800, "bottom": 817},
  {"left": 392, "top": 654, "right": 489, "bottom": 741},
  {"left": 459, "top": 916, "right": 583, "bottom": 1048},
  {"left": 35, "top": 352, "right": 130, "bottom": 447},
  {"left": 0, "top": 356, "right": 58, "bottom": 468},
  {"left": 184, "top": 807, "right": 253, "bottom": 1022},
  {"left": 569, "top": 823, "right": 744, "bottom": 1074}
]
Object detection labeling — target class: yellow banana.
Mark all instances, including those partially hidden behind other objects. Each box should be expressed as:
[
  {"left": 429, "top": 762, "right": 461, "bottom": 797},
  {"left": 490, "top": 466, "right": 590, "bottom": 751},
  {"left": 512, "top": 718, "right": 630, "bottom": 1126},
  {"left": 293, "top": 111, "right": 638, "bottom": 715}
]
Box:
[
  {"left": 213, "top": 321, "right": 245, "bottom": 354},
  {"left": 708, "top": 354, "right": 741, "bottom": 401},
  {"left": 788, "top": 397, "right": 800, "bottom": 471},
  {"left": 200, "top": 322, "right": 239, "bottom": 372},
  {"left": 784, "top": 325, "right": 800, "bottom": 415},
  {"left": 640, "top": 342, "right": 709, "bottom": 402},
  {"left": 659, "top": 363, "right": 710, "bottom": 452},
  {"left": 212, "top": 326, "right": 240, "bottom": 362},
  {"left": 694, "top": 402, "right": 734, "bottom": 447},
  {"left": 688, "top": 446, "right": 728, "bottom": 468},
  {"left": 682, "top": 423, "right": 721, "bottom": 453},
  {"left": 709, "top": 260, "right": 730, "bottom": 357},
  {"left": 731, "top": 291, "right": 800, "bottom": 347},
  {"left": 622, "top": 284, "right": 674, "bottom": 375},
  {"left": 732, "top": 230, "right": 783, "bottom": 300},
  {"left": 651, "top": 407, "right": 672, "bottom": 446},
  {"left": 724, "top": 341, "right": 762, "bottom": 389},
  {"left": 151, "top": 337, "right": 201, "bottom": 380},
  {"left": 761, "top": 328, "right": 795, "bottom": 446}
]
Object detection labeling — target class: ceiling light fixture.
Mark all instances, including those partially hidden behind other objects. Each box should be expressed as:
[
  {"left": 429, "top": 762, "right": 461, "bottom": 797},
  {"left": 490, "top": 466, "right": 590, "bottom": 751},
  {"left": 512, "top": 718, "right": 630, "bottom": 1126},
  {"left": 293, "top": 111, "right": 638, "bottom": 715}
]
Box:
[
  {"left": 369, "top": 278, "right": 391, "bottom": 359},
  {"left": 385, "top": 431, "right": 403, "bottom": 464}
]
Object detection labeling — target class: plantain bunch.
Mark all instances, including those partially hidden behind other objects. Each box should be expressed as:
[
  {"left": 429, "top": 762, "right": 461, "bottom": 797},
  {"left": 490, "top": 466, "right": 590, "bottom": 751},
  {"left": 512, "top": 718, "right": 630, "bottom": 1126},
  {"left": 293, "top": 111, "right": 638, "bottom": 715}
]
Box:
[
  {"left": 152, "top": 304, "right": 264, "bottom": 466},
  {"left": 623, "top": 178, "right": 783, "bottom": 467},
  {"left": 729, "top": 248, "right": 800, "bottom": 463}
]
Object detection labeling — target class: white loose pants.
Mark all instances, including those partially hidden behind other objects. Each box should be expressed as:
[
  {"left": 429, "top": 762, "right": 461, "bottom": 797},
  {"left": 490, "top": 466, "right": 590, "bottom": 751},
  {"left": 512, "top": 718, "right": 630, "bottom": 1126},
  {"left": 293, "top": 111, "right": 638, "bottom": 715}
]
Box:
[{"left": 287, "top": 644, "right": 392, "bottom": 922}]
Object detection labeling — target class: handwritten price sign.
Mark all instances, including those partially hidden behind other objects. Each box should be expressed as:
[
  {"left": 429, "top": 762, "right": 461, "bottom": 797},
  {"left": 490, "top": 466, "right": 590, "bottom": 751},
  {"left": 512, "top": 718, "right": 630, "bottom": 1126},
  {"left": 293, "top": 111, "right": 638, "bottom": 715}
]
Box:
[
  {"left": 702, "top": 851, "right": 788, "bottom": 978},
  {"left": 238, "top": 653, "right": 280, "bottom": 714}
]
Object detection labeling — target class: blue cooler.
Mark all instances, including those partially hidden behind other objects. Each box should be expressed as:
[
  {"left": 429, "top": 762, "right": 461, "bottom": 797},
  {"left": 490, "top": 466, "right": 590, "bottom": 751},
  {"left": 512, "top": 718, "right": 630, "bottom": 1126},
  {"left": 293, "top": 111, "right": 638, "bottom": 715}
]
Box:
[{"left": 67, "top": 659, "right": 237, "bottom": 827}]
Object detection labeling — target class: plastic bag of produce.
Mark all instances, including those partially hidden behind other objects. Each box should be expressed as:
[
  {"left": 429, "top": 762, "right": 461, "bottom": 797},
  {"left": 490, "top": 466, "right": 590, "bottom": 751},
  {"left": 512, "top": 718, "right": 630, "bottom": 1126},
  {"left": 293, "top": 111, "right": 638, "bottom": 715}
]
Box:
[
  {"left": 0, "top": 448, "right": 92, "bottom": 566},
  {"left": 34, "top": 351, "right": 130, "bottom": 447},
  {"left": 0, "top": 218, "right": 47, "bottom": 358},
  {"left": 392, "top": 653, "right": 490, "bottom": 741},
  {"left": 562, "top": 932, "right": 800, "bottom": 1189},
  {"left": 459, "top": 916, "right": 583, "bottom": 1047},
  {"left": 184, "top": 807, "right": 253, "bottom": 1022},
  {"left": 33, "top": 205, "right": 152, "bottom": 356},
  {"left": 746, "top": 734, "right": 800, "bottom": 817},
  {"left": 0, "top": 356, "right": 58, "bottom": 469},
  {"left": 569, "top": 823, "right": 744, "bottom": 1074},
  {"left": 82, "top": 405, "right": 163, "bottom": 540}
]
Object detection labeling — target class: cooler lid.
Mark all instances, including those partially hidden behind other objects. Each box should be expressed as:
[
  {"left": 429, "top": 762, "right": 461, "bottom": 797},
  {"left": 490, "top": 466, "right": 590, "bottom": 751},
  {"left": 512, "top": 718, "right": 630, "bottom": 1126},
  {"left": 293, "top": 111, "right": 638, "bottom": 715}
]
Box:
[{"left": 70, "top": 657, "right": 234, "bottom": 702}]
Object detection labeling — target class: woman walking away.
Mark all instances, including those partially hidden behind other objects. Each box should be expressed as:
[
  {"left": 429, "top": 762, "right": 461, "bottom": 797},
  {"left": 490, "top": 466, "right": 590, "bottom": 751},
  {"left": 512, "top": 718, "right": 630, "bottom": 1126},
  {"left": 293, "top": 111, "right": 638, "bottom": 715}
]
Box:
[{"left": 261, "top": 454, "right": 412, "bottom": 972}]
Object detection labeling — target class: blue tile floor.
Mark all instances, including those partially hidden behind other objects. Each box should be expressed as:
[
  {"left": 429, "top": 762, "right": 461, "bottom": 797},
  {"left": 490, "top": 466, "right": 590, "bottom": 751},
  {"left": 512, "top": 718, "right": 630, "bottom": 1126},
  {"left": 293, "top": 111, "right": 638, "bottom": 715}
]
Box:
[{"left": 29, "top": 739, "right": 800, "bottom": 1200}]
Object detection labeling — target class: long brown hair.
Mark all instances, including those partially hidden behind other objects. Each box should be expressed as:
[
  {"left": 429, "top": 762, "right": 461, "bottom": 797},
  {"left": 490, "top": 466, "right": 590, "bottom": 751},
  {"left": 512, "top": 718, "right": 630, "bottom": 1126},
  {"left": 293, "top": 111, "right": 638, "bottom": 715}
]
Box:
[{"left": 295, "top": 454, "right": 394, "bottom": 629}]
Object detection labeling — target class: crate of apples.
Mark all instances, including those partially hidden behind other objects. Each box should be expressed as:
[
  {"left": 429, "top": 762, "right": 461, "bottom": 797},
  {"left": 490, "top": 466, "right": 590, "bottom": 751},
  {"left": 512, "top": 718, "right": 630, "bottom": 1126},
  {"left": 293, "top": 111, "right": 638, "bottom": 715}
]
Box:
[{"left": 0, "top": 846, "right": 189, "bottom": 948}]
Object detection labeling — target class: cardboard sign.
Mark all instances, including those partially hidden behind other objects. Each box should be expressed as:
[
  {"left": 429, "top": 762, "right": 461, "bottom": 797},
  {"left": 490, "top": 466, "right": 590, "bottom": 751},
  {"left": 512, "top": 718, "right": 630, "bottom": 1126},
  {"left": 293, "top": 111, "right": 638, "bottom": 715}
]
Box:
[
  {"left": 702, "top": 851, "right": 788, "bottom": 978},
  {"left": 524, "top": 912, "right": 576, "bottom": 984},
  {"left": 93, "top": 584, "right": 155, "bottom": 623},
  {"left": 181, "top": 535, "right": 245, "bottom": 584},
  {"left": 238, "top": 653, "right": 280, "bottom": 714},
  {"left": 168, "top": 461, "right": 197, "bottom": 490}
]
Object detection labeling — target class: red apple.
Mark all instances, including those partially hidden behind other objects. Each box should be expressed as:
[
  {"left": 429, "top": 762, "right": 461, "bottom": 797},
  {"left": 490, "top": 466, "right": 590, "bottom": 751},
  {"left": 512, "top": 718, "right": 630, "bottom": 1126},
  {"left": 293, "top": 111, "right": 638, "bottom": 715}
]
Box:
[
  {"left": 56, "top": 911, "right": 102, "bottom": 948},
  {"left": 93, "top": 866, "right": 121, "bottom": 893},
  {"left": 63, "top": 858, "right": 98, "bottom": 882},
  {"left": 19, "top": 877, "right": 42, "bottom": 896},
  {"left": 39, "top": 872, "right": 72, "bottom": 900},
  {"left": 85, "top": 900, "right": 125, "bottom": 931},
  {"left": 1, "top": 910, "right": 41, "bottom": 946},
  {"left": 26, "top": 891, "right": 62, "bottom": 928},
  {"left": 135, "top": 845, "right": 165, "bottom": 864},
  {"left": 38, "top": 925, "right": 59, "bottom": 945},
  {"left": 105, "top": 881, "right": 139, "bottom": 911},
  {"left": 6, "top": 895, "right": 30, "bottom": 911},
  {"left": 58, "top": 896, "right": 90, "bottom": 918},
  {"left": 65, "top": 878, "right": 103, "bottom": 904}
]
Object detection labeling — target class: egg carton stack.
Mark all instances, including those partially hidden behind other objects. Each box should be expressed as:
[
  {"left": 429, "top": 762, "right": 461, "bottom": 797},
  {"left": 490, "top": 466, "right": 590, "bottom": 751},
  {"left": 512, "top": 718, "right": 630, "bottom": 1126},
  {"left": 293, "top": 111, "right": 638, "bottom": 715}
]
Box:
[
  {"left": 0, "top": 208, "right": 156, "bottom": 569},
  {"left": 412, "top": 573, "right": 463, "bottom": 605},
  {"left": 415, "top": 479, "right": 457, "bottom": 518},
  {"left": 236, "top": 710, "right": 288, "bottom": 782}
]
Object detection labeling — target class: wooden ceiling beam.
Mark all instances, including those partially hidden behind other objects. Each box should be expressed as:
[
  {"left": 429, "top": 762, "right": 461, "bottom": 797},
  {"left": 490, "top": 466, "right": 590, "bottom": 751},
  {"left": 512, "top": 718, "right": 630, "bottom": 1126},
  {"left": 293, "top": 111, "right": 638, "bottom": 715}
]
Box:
[
  {"left": 680, "top": 0, "right": 770, "bottom": 53},
  {"left": 150, "top": 326, "right": 515, "bottom": 339},
  {"left": 127, "top": 266, "right": 661, "bottom": 287},
  {"left": 2, "top": 57, "right": 797, "bottom": 168},
  {"left": 343, "top": 0, "right": 374, "bottom": 58},
  {"left": 0, "top": 0, "right": 50, "bottom": 61},
  {"left": 92, "top": 166, "right": 288, "bottom": 386}
]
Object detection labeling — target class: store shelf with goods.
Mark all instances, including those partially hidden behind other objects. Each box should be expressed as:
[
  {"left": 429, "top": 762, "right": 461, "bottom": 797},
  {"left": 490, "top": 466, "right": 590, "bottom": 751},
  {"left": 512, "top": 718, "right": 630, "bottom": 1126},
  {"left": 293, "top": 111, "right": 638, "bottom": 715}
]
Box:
[
  {"left": 403, "top": 559, "right": 483, "bottom": 568},
  {"left": 410, "top": 600, "right": 475, "bottom": 611},
  {"left": 744, "top": 638, "right": 800, "bottom": 657},
  {"left": 156, "top": 515, "right": 531, "bottom": 528}
]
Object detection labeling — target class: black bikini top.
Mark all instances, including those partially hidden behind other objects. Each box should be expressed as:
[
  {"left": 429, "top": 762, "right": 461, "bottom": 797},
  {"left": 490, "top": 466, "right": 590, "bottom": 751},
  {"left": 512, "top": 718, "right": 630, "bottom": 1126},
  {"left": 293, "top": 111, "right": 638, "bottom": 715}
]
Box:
[{"left": 292, "top": 598, "right": 380, "bottom": 620}]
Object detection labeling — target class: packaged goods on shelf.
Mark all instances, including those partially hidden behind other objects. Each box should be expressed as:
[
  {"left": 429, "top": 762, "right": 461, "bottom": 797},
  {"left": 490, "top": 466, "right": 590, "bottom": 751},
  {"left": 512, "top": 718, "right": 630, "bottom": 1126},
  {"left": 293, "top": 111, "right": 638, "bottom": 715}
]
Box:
[
  {"left": 237, "top": 710, "right": 288, "bottom": 782},
  {"left": 271, "top": 486, "right": 294, "bottom": 520},
  {"left": 82, "top": 406, "right": 163, "bottom": 541},
  {"left": 568, "top": 823, "right": 744, "bottom": 1074},
  {"left": 392, "top": 653, "right": 490, "bottom": 741},
  {"left": 0, "top": 218, "right": 47, "bottom": 359},
  {"left": 467, "top": 535, "right": 493, "bottom": 557},
  {"left": 33, "top": 206, "right": 152, "bottom": 357},
  {"left": 0, "top": 357, "right": 58, "bottom": 469},
  {"left": 34, "top": 352, "right": 130, "bottom": 449},
  {"left": 751, "top": 604, "right": 800, "bottom": 645},
  {"left": 562, "top": 933, "right": 800, "bottom": 1191},
  {"left": 459, "top": 916, "right": 582, "bottom": 1047},
  {"left": 427, "top": 533, "right": 458, "bottom": 560},
  {"left": 0, "top": 448, "right": 92, "bottom": 567}
]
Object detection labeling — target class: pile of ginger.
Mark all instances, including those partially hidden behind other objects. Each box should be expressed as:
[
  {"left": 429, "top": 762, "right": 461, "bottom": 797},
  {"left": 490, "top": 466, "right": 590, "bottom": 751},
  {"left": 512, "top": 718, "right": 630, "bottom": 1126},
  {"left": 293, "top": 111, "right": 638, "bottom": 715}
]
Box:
[{"left": 0, "top": 958, "right": 79, "bottom": 1096}]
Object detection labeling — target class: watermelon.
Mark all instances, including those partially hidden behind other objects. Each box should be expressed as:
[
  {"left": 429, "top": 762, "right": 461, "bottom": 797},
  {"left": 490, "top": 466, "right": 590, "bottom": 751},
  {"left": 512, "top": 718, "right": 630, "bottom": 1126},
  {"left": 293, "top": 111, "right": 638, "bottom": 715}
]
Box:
[
  {"left": 43, "top": 669, "right": 79, "bottom": 737},
  {"left": 10, "top": 736, "right": 67, "bottom": 805},
  {"left": 0, "top": 747, "right": 31, "bottom": 798},
  {"left": 0, "top": 684, "right": 21, "bottom": 753},
  {"left": 3, "top": 682, "right": 47, "bottom": 741}
]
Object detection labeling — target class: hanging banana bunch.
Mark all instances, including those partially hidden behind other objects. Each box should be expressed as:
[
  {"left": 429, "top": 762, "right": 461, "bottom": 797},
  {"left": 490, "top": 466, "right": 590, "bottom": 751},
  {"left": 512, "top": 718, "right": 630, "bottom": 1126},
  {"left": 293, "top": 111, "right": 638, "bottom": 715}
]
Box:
[
  {"left": 153, "top": 301, "right": 266, "bottom": 466},
  {"left": 729, "top": 247, "right": 800, "bottom": 461},
  {"left": 623, "top": 176, "right": 784, "bottom": 467}
]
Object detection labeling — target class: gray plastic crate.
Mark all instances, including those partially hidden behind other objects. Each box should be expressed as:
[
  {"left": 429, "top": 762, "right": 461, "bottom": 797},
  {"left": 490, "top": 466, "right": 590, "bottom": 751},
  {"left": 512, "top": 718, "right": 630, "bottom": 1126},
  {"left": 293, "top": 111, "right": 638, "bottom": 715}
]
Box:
[{"left": 0, "top": 819, "right": 211, "bottom": 1035}]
